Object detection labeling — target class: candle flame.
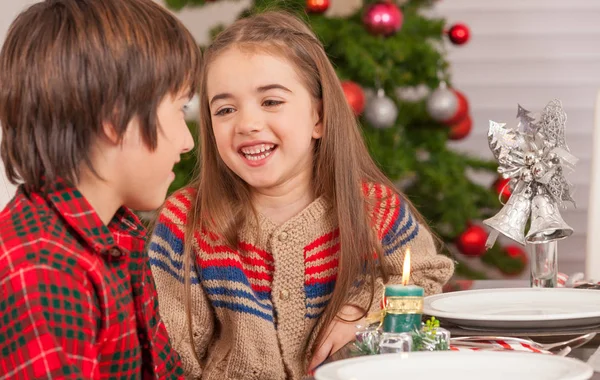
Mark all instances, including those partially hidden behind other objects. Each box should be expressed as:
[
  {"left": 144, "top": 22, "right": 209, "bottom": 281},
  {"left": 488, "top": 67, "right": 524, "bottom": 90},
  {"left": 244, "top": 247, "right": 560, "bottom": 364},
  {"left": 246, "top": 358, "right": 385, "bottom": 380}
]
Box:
[{"left": 402, "top": 248, "right": 411, "bottom": 286}]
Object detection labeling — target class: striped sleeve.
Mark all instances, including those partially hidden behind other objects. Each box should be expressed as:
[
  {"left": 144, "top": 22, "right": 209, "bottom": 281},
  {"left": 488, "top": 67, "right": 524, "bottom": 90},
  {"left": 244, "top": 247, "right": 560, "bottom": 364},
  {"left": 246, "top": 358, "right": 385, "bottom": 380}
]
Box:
[
  {"left": 346, "top": 184, "right": 454, "bottom": 313},
  {"left": 148, "top": 189, "right": 213, "bottom": 380}
]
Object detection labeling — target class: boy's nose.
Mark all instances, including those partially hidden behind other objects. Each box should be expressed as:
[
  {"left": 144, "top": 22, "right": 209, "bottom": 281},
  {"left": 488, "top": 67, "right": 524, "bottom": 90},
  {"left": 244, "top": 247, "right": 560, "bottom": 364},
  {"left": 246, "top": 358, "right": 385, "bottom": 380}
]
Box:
[{"left": 181, "top": 123, "right": 194, "bottom": 153}]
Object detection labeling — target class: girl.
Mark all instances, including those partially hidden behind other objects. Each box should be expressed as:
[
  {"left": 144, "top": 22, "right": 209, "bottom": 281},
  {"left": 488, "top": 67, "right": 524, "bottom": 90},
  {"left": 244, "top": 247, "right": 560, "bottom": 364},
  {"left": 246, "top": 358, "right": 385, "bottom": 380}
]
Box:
[{"left": 149, "top": 11, "right": 454, "bottom": 380}]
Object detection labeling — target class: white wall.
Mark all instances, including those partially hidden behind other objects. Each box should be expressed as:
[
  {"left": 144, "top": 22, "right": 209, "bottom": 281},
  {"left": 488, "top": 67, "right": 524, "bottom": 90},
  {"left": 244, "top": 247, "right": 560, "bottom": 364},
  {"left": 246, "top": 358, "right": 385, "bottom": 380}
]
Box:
[
  {"left": 0, "top": 130, "right": 15, "bottom": 206},
  {"left": 0, "top": 1, "right": 596, "bottom": 275}
]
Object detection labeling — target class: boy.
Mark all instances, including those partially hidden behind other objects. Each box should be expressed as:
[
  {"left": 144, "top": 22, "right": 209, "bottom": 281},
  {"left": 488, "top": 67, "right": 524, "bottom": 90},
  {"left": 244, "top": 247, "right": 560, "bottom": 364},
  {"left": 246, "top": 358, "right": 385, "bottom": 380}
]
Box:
[{"left": 0, "top": 0, "right": 200, "bottom": 378}]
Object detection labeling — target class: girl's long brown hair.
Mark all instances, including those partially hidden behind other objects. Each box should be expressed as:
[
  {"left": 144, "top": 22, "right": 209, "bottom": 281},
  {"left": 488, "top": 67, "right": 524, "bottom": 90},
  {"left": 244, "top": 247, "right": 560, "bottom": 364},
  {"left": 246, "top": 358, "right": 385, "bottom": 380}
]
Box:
[{"left": 183, "top": 10, "right": 431, "bottom": 361}]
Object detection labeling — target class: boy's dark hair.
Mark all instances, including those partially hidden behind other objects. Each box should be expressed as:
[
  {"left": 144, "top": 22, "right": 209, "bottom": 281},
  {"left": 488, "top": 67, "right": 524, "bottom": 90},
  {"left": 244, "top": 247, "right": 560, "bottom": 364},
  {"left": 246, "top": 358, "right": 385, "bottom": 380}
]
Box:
[{"left": 0, "top": 0, "right": 201, "bottom": 190}]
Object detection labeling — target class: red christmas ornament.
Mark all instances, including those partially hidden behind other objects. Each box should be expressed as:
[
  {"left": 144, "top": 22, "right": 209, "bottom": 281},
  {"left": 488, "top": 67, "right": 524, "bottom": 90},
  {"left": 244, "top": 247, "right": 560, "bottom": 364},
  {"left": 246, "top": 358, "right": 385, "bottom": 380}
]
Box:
[
  {"left": 443, "top": 90, "right": 469, "bottom": 125},
  {"left": 306, "top": 0, "right": 329, "bottom": 13},
  {"left": 505, "top": 245, "right": 527, "bottom": 261},
  {"left": 493, "top": 176, "right": 512, "bottom": 203},
  {"left": 448, "top": 115, "right": 472, "bottom": 140},
  {"left": 448, "top": 23, "right": 470, "bottom": 45},
  {"left": 363, "top": 2, "right": 403, "bottom": 37},
  {"left": 501, "top": 245, "right": 528, "bottom": 276},
  {"left": 443, "top": 279, "right": 474, "bottom": 293},
  {"left": 456, "top": 225, "right": 488, "bottom": 257},
  {"left": 341, "top": 81, "right": 366, "bottom": 115}
]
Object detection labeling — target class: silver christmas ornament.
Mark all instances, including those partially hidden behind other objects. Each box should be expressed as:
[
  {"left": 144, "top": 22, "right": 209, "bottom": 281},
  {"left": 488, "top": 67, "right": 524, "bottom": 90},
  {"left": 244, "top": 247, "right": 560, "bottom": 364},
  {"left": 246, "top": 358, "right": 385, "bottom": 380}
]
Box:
[
  {"left": 526, "top": 188, "right": 573, "bottom": 243},
  {"left": 395, "top": 84, "right": 429, "bottom": 102},
  {"left": 531, "top": 162, "right": 547, "bottom": 180},
  {"left": 484, "top": 99, "right": 578, "bottom": 248},
  {"left": 484, "top": 184, "right": 532, "bottom": 247},
  {"left": 426, "top": 83, "right": 458, "bottom": 122},
  {"left": 517, "top": 104, "right": 539, "bottom": 135},
  {"left": 365, "top": 89, "right": 398, "bottom": 129},
  {"left": 522, "top": 185, "right": 534, "bottom": 199},
  {"left": 524, "top": 152, "right": 537, "bottom": 166},
  {"left": 520, "top": 169, "right": 533, "bottom": 183}
]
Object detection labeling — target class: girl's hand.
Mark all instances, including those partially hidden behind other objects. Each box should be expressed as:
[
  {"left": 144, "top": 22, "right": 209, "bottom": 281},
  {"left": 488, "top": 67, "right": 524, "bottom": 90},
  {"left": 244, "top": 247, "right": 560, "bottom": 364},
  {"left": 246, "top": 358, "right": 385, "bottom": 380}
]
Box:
[{"left": 308, "top": 305, "right": 364, "bottom": 372}]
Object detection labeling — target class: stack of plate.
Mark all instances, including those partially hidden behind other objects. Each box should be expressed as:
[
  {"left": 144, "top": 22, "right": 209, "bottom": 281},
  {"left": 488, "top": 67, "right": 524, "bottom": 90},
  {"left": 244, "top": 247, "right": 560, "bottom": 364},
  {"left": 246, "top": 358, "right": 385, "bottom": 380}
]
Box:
[{"left": 422, "top": 288, "right": 600, "bottom": 331}]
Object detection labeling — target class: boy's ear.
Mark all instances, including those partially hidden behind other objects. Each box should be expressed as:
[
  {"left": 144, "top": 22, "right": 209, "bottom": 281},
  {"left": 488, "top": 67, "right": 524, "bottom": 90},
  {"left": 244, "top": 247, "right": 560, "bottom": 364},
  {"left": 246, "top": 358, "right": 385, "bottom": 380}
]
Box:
[
  {"left": 312, "top": 100, "right": 324, "bottom": 139},
  {"left": 101, "top": 121, "right": 120, "bottom": 145}
]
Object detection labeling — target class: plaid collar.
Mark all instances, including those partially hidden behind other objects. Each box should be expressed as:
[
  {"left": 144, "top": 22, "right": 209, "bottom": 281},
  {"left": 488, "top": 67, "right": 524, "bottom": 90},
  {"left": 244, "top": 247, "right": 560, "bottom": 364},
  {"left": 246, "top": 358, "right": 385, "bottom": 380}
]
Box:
[{"left": 33, "top": 178, "right": 146, "bottom": 255}]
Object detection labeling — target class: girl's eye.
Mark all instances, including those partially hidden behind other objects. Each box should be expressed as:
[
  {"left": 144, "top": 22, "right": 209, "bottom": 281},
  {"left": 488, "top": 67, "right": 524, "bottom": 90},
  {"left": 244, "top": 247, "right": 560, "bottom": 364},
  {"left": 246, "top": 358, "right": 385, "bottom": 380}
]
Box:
[
  {"left": 215, "top": 107, "right": 235, "bottom": 116},
  {"left": 263, "top": 99, "right": 284, "bottom": 107}
]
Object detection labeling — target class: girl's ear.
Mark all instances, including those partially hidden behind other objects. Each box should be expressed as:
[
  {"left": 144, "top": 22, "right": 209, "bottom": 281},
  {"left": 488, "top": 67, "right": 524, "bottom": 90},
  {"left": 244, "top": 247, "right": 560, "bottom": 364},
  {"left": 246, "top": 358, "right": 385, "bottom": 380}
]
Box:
[{"left": 312, "top": 100, "right": 323, "bottom": 139}]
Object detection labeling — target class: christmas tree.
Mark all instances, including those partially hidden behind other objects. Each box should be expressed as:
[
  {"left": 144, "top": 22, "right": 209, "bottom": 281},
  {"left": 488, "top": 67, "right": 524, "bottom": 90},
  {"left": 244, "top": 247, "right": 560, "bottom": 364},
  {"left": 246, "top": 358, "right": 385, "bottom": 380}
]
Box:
[{"left": 166, "top": 0, "right": 528, "bottom": 282}]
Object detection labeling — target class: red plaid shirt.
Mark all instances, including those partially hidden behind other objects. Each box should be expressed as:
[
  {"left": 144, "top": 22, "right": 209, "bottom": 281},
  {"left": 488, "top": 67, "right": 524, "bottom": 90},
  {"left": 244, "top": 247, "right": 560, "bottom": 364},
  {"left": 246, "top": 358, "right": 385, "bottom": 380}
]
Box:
[{"left": 0, "top": 180, "right": 184, "bottom": 379}]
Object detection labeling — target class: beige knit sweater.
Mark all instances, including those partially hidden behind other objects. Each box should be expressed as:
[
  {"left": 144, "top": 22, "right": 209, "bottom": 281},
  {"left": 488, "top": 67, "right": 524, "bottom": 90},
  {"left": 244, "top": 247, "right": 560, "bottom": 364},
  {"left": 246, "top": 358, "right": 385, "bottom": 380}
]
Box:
[{"left": 149, "top": 183, "right": 454, "bottom": 379}]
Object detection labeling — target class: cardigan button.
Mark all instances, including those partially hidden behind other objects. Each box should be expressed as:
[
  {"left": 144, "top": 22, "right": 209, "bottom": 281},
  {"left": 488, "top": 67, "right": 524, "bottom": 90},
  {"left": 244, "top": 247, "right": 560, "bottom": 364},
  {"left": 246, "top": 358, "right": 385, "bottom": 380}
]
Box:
[
  {"left": 279, "top": 290, "right": 290, "bottom": 300},
  {"left": 278, "top": 232, "right": 288, "bottom": 241},
  {"left": 109, "top": 248, "right": 122, "bottom": 257}
]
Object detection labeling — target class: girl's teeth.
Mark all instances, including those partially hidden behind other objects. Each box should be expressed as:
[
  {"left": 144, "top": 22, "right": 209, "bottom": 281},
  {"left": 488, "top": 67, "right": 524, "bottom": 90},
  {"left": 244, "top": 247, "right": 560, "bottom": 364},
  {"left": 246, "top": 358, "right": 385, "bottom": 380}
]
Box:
[
  {"left": 241, "top": 144, "right": 275, "bottom": 155},
  {"left": 244, "top": 149, "right": 273, "bottom": 161}
]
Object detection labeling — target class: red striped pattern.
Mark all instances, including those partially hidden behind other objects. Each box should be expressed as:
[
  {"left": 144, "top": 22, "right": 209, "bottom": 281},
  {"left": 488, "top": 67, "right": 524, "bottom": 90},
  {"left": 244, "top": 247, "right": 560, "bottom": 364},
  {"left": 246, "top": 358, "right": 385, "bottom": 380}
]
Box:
[
  {"left": 196, "top": 235, "right": 274, "bottom": 294},
  {"left": 304, "top": 230, "right": 339, "bottom": 286},
  {"left": 362, "top": 183, "right": 401, "bottom": 239},
  {"left": 157, "top": 191, "right": 193, "bottom": 240},
  {"left": 451, "top": 340, "right": 551, "bottom": 355}
]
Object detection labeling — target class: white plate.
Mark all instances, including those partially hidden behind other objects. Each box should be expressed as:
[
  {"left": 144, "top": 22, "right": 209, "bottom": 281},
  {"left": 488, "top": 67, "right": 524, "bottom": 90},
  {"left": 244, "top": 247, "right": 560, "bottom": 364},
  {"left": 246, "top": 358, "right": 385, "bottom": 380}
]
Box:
[
  {"left": 423, "top": 288, "right": 600, "bottom": 330},
  {"left": 315, "top": 351, "right": 594, "bottom": 380}
]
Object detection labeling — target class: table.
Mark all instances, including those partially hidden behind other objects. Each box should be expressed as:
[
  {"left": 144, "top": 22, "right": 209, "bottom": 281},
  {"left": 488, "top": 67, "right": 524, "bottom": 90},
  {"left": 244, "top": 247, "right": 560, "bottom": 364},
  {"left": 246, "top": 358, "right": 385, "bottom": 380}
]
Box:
[{"left": 308, "top": 280, "right": 600, "bottom": 379}]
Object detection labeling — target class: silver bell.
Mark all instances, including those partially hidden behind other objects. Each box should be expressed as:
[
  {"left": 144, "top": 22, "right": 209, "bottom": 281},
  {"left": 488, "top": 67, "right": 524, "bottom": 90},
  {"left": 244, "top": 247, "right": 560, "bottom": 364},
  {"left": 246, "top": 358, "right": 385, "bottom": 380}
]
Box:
[
  {"left": 526, "top": 191, "right": 573, "bottom": 243},
  {"left": 483, "top": 185, "right": 532, "bottom": 246}
]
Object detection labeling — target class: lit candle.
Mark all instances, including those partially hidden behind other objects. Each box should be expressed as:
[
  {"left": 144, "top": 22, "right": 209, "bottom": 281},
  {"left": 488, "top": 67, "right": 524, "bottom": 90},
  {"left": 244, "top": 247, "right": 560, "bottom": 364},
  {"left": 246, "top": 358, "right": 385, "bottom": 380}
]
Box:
[{"left": 382, "top": 249, "right": 424, "bottom": 333}]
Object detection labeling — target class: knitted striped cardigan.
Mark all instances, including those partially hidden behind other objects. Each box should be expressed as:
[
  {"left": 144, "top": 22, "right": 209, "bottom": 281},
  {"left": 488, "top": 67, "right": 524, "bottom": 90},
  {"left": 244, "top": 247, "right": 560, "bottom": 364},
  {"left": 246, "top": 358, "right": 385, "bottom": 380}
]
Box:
[{"left": 149, "top": 183, "right": 454, "bottom": 380}]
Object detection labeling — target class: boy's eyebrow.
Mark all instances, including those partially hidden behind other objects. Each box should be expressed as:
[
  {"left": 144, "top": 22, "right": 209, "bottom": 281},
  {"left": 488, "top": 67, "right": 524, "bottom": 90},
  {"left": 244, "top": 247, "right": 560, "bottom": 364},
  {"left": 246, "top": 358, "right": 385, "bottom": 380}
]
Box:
[{"left": 209, "top": 84, "right": 292, "bottom": 107}]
